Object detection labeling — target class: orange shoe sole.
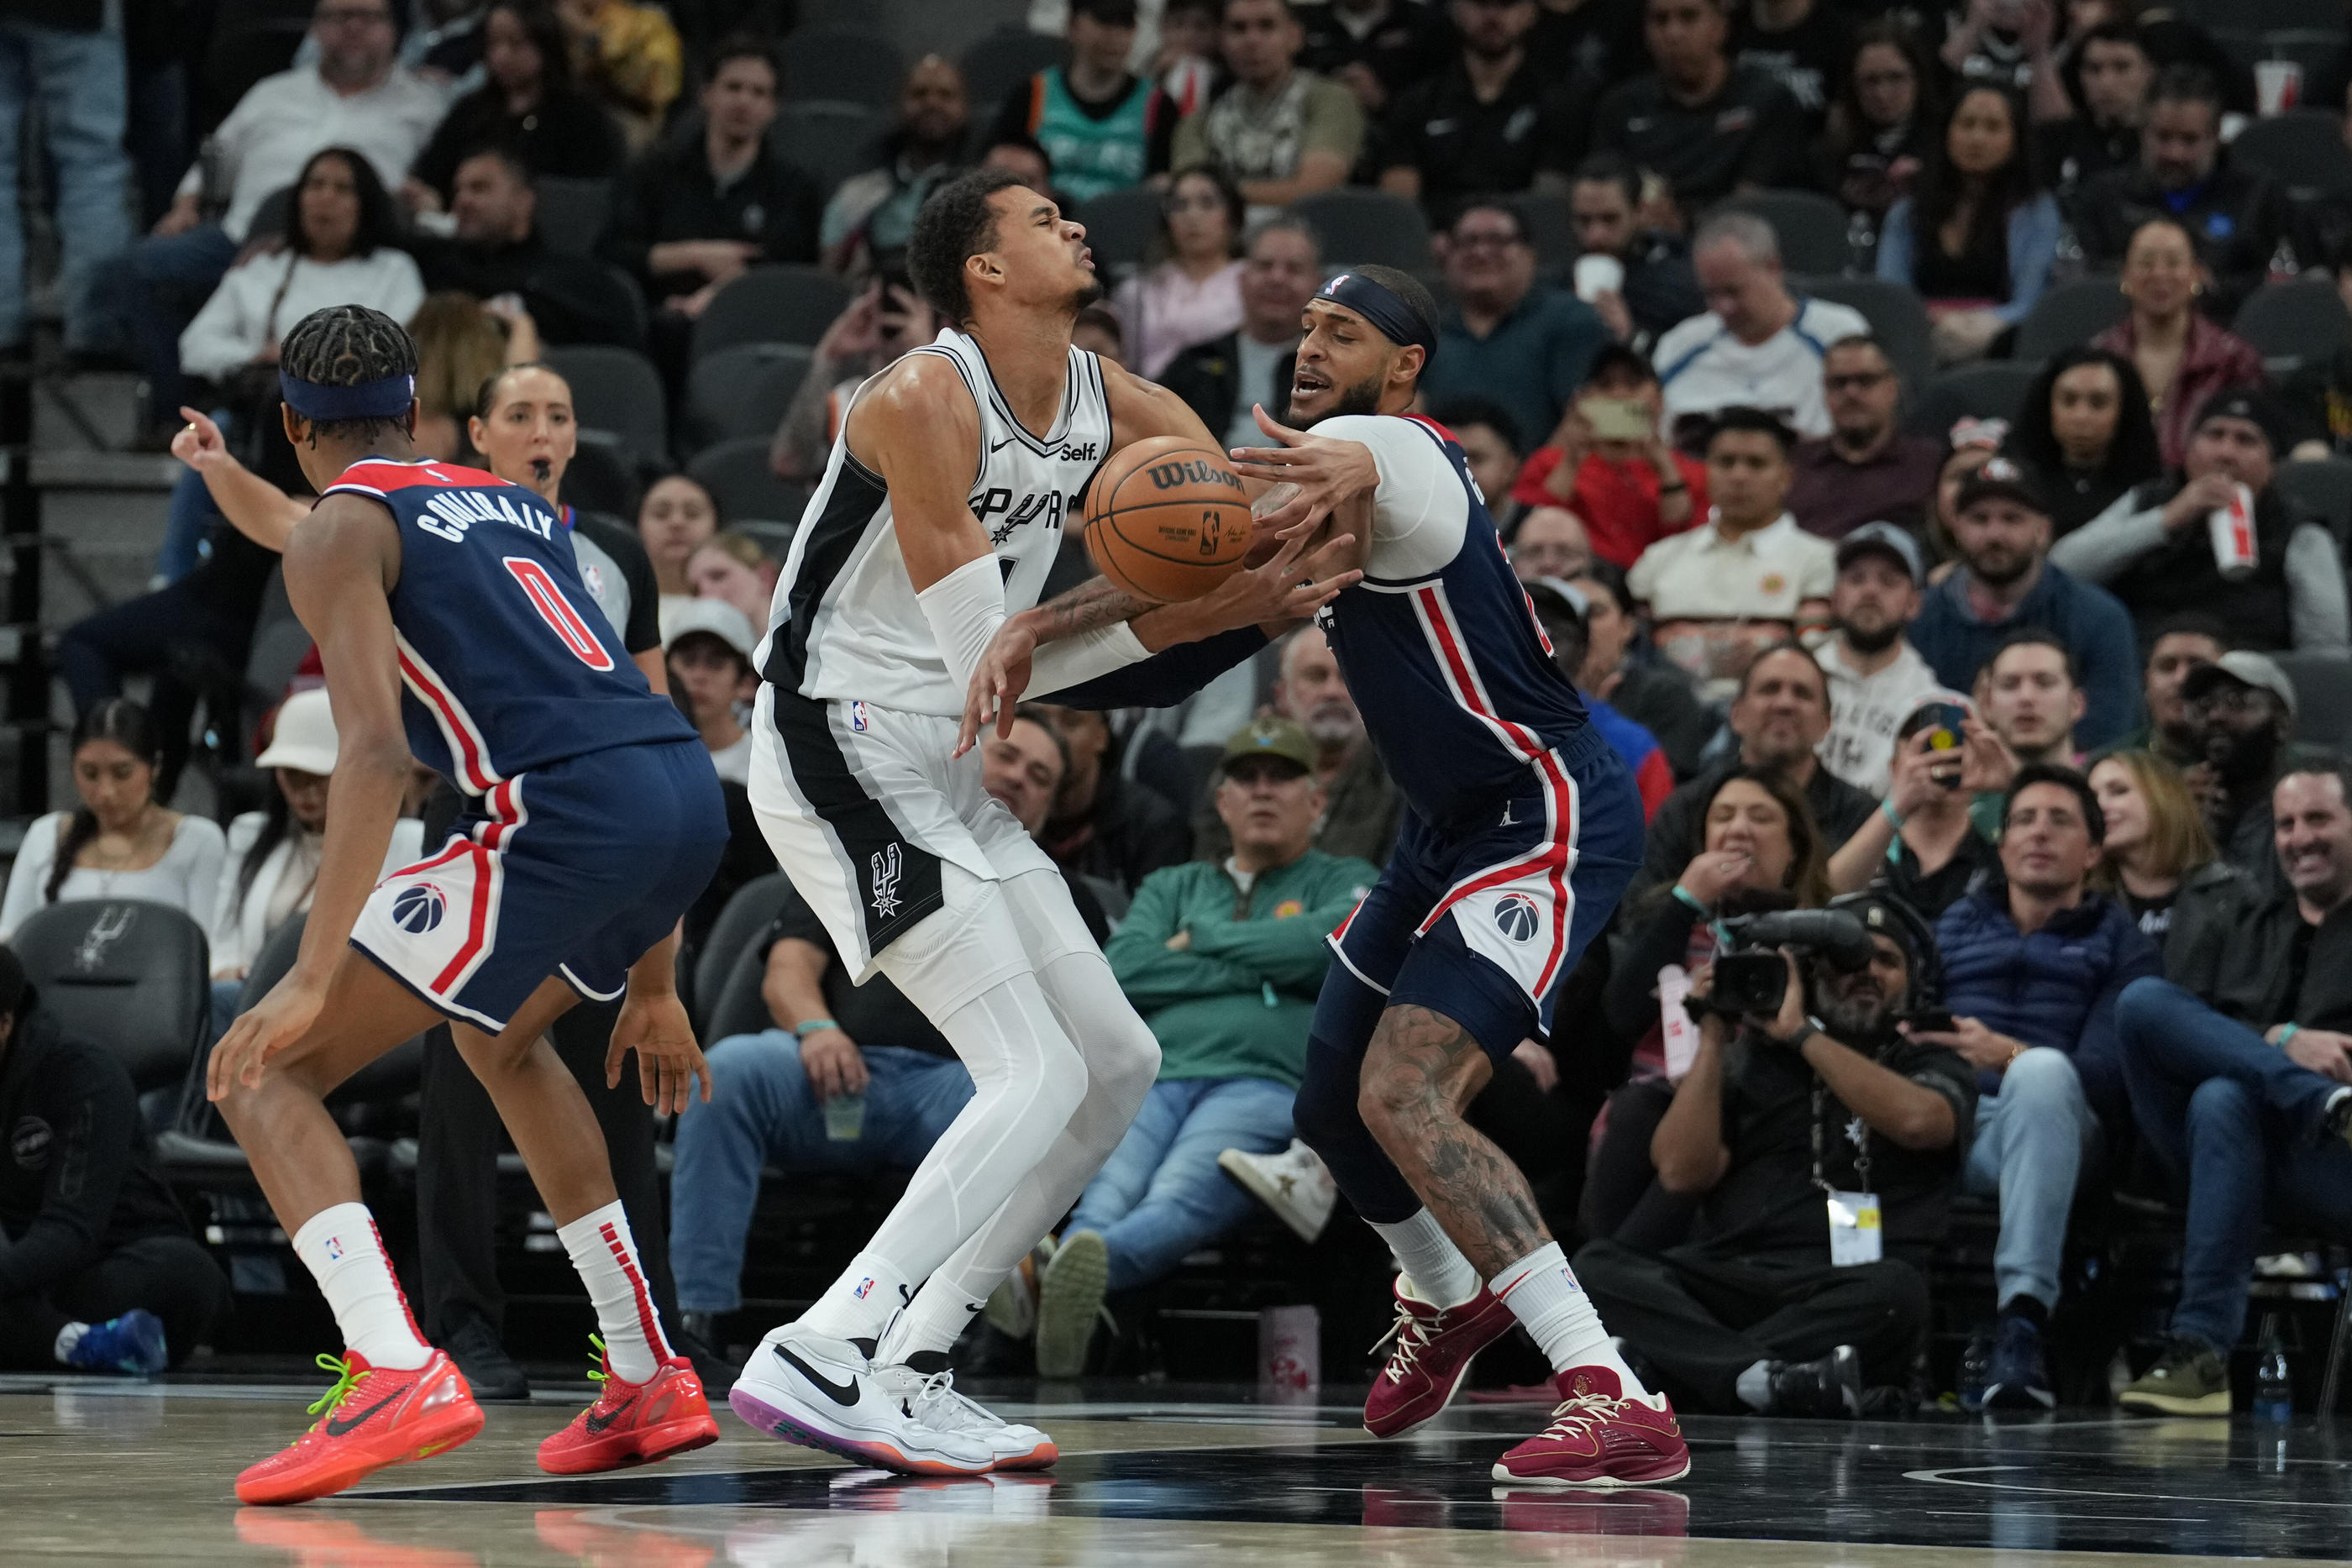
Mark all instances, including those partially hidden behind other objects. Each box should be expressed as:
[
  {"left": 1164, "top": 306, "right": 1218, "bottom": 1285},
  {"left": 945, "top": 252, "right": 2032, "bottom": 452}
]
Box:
[
  {"left": 538, "top": 1411, "right": 722, "bottom": 1476},
  {"left": 991, "top": 1440, "right": 1060, "bottom": 1471},
  {"left": 235, "top": 1400, "right": 486, "bottom": 1506}
]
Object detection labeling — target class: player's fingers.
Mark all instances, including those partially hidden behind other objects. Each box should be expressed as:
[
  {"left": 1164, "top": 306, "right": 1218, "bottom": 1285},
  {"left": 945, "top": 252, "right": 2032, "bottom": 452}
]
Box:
[
  {"left": 605, "top": 1033, "right": 627, "bottom": 1089},
  {"left": 638, "top": 1046, "right": 659, "bottom": 1106},
  {"left": 696, "top": 1056, "right": 715, "bottom": 1104},
  {"left": 1250, "top": 403, "right": 1304, "bottom": 444}
]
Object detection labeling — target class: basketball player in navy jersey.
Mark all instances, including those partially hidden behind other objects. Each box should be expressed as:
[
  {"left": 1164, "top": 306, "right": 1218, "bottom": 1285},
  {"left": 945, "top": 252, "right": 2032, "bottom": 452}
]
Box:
[
  {"left": 729, "top": 166, "right": 1357, "bottom": 1475},
  {"left": 968, "top": 265, "right": 1690, "bottom": 1488},
  {"left": 203, "top": 305, "right": 730, "bottom": 1503}
]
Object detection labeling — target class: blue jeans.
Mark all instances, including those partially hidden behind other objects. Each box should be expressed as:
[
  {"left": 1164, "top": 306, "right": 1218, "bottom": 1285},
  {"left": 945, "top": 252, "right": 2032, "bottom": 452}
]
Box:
[
  {"left": 1067, "top": 1076, "right": 1295, "bottom": 1293},
  {"left": 2116, "top": 977, "right": 2352, "bottom": 1350},
  {"left": 0, "top": 18, "right": 133, "bottom": 349},
  {"left": 669, "top": 1033, "right": 974, "bottom": 1314},
  {"left": 91, "top": 219, "right": 236, "bottom": 422},
  {"left": 1961, "top": 1046, "right": 2097, "bottom": 1312},
  {"left": 157, "top": 437, "right": 230, "bottom": 583}
]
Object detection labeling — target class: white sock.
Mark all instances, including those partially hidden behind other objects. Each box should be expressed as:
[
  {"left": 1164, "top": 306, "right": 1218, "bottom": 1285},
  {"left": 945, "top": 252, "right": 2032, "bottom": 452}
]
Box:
[
  {"left": 878, "top": 1278, "right": 987, "bottom": 1366},
  {"left": 1371, "top": 1209, "right": 1481, "bottom": 1309},
  {"left": 293, "top": 1202, "right": 433, "bottom": 1371},
  {"left": 1736, "top": 1358, "right": 1774, "bottom": 1413},
  {"left": 798, "top": 1249, "right": 915, "bottom": 1346},
  {"left": 1488, "top": 1242, "right": 1653, "bottom": 1399},
  {"left": 53, "top": 1322, "right": 89, "bottom": 1363},
  {"left": 556, "top": 1200, "right": 672, "bottom": 1384}
]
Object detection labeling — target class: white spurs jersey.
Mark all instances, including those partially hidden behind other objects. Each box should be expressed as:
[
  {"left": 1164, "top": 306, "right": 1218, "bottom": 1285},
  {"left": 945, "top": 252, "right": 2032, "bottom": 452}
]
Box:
[{"left": 756, "top": 328, "right": 1112, "bottom": 716}]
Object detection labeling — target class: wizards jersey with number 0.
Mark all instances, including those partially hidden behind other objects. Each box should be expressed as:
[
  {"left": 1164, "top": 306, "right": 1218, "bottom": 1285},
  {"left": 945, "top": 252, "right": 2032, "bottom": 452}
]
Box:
[{"left": 322, "top": 459, "right": 696, "bottom": 789}]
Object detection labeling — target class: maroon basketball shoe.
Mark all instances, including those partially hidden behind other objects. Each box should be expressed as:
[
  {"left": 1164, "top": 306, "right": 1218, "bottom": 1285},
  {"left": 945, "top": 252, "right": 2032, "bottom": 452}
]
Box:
[
  {"left": 1490, "top": 1365, "right": 1691, "bottom": 1488},
  {"left": 1362, "top": 1277, "right": 1516, "bottom": 1439}
]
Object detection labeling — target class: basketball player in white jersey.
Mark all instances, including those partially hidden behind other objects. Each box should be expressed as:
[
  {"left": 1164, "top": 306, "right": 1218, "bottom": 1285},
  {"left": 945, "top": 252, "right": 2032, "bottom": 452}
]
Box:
[{"left": 730, "top": 166, "right": 1356, "bottom": 1474}]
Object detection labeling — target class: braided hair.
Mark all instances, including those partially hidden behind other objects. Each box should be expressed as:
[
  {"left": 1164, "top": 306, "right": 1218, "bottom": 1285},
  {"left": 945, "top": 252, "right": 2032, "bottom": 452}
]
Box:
[
  {"left": 278, "top": 303, "right": 420, "bottom": 447},
  {"left": 49, "top": 699, "right": 163, "bottom": 905}
]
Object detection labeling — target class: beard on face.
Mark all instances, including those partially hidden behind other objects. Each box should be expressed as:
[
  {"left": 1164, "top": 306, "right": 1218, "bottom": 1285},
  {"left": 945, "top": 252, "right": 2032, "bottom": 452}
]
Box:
[
  {"left": 1299, "top": 698, "right": 1362, "bottom": 747},
  {"left": 1069, "top": 276, "right": 1105, "bottom": 312},
  {"left": 1834, "top": 612, "right": 1901, "bottom": 655},
  {"left": 1814, "top": 967, "right": 1901, "bottom": 1046},
  {"left": 1964, "top": 542, "right": 2032, "bottom": 588},
  {"left": 2207, "top": 716, "right": 2282, "bottom": 786},
  {"left": 1289, "top": 367, "right": 1388, "bottom": 428}
]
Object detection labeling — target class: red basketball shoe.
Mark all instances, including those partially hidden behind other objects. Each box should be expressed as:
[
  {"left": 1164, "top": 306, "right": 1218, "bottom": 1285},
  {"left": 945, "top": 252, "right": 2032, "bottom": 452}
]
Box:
[
  {"left": 235, "top": 1350, "right": 484, "bottom": 1505},
  {"left": 1362, "top": 1277, "right": 1515, "bottom": 1439},
  {"left": 538, "top": 1337, "right": 722, "bottom": 1475},
  {"left": 1490, "top": 1366, "right": 1691, "bottom": 1489}
]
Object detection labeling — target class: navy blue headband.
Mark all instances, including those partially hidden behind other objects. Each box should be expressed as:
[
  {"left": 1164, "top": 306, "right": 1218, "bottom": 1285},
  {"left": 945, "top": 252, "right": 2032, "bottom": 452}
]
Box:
[
  {"left": 280, "top": 370, "right": 415, "bottom": 422},
  {"left": 1314, "top": 272, "right": 1436, "bottom": 363}
]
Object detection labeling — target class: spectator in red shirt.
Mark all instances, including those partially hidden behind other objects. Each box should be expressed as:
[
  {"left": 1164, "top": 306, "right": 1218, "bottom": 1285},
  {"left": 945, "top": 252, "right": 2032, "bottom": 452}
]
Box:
[{"left": 1512, "top": 343, "right": 1707, "bottom": 568}]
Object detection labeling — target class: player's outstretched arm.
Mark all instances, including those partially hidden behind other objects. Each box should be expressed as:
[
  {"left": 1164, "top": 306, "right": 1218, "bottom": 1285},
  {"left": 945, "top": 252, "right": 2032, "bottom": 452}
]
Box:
[
  {"left": 208, "top": 497, "right": 412, "bottom": 1099},
  {"left": 171, "top": 406, "right": 312, "bottom": 554}
]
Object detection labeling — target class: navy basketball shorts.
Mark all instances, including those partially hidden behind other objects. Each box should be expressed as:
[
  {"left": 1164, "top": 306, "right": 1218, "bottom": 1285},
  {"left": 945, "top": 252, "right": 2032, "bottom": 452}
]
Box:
[
  {"left": 1320, "top": 726, "right": 1643, "bottom": 1061},
  {"left": 350, "top": 739, "right": 727, "bottom": 1033}
]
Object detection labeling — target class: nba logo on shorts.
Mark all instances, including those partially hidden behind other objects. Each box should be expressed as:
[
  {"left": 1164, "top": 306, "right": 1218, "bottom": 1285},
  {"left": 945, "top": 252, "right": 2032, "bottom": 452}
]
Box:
[
  {"left": 850, "top": 700, "right": 869, "bottom": 732},
  {"left": 1494, "top": 894, "right": 1541, "bottom": 943},
  {"left": 392, "top": 883, "right": 447, "bottom": 934}
]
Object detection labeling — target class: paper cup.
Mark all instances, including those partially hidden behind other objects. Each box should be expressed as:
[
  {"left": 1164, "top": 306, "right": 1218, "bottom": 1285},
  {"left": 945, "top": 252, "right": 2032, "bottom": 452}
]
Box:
[{"left": 1572, "top": 254, "right": 1625, "bottom": 303}]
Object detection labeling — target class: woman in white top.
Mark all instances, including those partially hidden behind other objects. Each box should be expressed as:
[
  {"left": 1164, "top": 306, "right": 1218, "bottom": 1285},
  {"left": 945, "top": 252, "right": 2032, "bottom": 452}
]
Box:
[
  {"left": 0, "top": 700, "right": 226, "bottom": 942},
  {"left": 177, "top": 147, "right": 426, "bottom": 386},
  {"left": 1107, "top": 165, "right": 1246, "bottom": 379}
]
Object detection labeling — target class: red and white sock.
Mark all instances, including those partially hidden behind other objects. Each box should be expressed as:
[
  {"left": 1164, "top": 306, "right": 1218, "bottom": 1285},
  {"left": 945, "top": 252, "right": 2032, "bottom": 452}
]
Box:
[
  {"left": 557, "top": 1200, "right": 670, "bottom": 1384},
  {"left": 292, "top": 1202, "right": 433, "bottom": 1371},
  {"left": 1489, "top": 1242, "right": 1656, "bottom": 1402}
]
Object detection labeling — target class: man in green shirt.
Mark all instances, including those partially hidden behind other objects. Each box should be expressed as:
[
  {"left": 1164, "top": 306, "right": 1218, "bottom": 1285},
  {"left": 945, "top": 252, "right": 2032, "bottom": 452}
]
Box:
[{"left": 1024, "top": 717, "right": 1377, "bottom": 1375}]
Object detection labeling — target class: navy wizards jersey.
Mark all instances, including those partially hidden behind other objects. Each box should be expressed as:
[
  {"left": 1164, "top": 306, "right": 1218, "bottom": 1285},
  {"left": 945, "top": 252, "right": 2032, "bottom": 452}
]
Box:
[
  {"left": 1310, "top": 415, "right": 1594, "bottom": 833},
  {"left": 322, "top": 459, "right": 696, "bottom": 793}
]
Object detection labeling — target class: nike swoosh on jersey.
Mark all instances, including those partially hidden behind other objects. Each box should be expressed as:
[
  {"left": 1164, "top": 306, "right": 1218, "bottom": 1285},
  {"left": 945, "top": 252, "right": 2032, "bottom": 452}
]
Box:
[
  {"left": 323, "top": 1390, "right": 405, "bottom": 1437},
  {"left": 583, "top": 1393, "right": 638, "bottom": 1434},
  {"left": 773, "top": 1343, "right": 863, "bottom": 1407}
]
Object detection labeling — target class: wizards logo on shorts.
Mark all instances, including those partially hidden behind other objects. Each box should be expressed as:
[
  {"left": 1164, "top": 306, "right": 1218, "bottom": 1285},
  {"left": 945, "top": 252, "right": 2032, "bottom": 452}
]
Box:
[
  {"left": 1494, "top": 894, "right": 1541, "bottom": 943},
  {"left": 391, "top": 883, "right": 449, "bottom": 934}
]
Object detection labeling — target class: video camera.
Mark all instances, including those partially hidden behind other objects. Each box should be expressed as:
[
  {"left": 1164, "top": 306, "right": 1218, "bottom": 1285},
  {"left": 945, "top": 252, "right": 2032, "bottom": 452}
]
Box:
[{"left": 1689, "top": 909, "right": 1875, "bottom": 1020}]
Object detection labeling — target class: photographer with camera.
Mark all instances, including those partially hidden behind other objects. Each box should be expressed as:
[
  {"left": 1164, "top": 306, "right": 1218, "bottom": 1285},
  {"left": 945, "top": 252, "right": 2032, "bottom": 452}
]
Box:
[
  {"left": 1916, "top": 763, "right": 2161, "bottom": 1408},
  {"left": 1574, "top": 895, "right": 1975, "bottom": 1417}
]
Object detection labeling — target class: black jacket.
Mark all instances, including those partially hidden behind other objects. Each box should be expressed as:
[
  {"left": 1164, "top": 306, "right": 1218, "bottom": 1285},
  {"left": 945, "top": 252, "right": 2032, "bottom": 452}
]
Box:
[
  {"left": 2076, "top": 157, "right": 2302, "bottom": 316},
  {"left": 1158, "top": 333, "right": 1296, "bottom": 448},
  {"left": 410, "top": 231, "right": 648, "bottom": 348},
  {"left": 1042, "top": 770, "right": 1191, "bottom": 898},
  {"left": 2207, "top": 885, "right": 2352, "bottom": 1034},
  {"left": 2156, "top": 858, "right": 2263, "bottom": 1000},
  {"left": 0, "top": 1011, "right": 188, "bottom": 1297},
  {"left": 599, "top": 137, "right": 822, "bottom": 297}
]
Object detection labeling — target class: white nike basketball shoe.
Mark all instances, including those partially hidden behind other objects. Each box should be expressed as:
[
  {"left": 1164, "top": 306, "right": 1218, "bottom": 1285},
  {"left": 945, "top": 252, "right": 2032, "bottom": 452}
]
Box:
[{"left": 728, "top": 1324, "right": 1004, "bottom": 1476}]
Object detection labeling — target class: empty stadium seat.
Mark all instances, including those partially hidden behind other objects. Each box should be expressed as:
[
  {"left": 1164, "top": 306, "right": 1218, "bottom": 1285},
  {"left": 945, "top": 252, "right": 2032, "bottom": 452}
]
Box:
[
  {"left": 689, "top": 437, "right": 814, "bottom": 527},
  {"left": 2276, "top": 651, "right": 2352, "bottom": 750},
  {"left": 685, "top": 343, "right": 817, "bottom": 454},
  {"left": 14, "top": 899, "right": 208, "bottom": 1093},
  {"left": 771, "top": 101, "right": 885, "bottom": 199},
  {"left": 1718, "top": 190, "right": 1855, "bottom": 276},
  {"left": 1905, "top": 360, "right": 2041, "bottom": 437},
  {"left": 543, "top": 344, "right": 669, "bottom": 469},
  {"left": 1074, "top": 184, "right": 1163, "bottom": 276},
  {"left": 692, "top": 265, "right": 855, "bottom": 360},
  {"left": 689, "top": 871, "right": 797, "bottom": 1036},
  {"left": 1289, "top": 188, "right": 1432, "bottom": 270},
  {"left": 1793, "top": 275, "right": 1935, "bottom": 394},
  {"left": 2229, "top": 111, "right": 2352, "bottom": 200},
  {"left": 533, "top": 176, "right": 612, "bottom": 257},
  {"left": 960, "top": 29, "right": 1066, "bottom": 116},
  {"left": 2234, "top": 276, "right": 2352, "bottom": 375},
  {"left": 2014, "top": 275, "right": 2129, "bottom": 362},
  {"left": 2275, "top": 457, "right": 2352, "bottom": 545},
  {"left": 780, "top": 31, "right": 906, "bottom": 109}
]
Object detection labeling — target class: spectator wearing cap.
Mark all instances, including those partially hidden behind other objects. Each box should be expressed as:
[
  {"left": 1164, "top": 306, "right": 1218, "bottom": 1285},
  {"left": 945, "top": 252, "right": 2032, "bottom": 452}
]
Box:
[
  {"left": 1373, "top": 0, "right": 1581, "bottom": 221},
  {"left": 2096, "top": 614, "right": 2227, "bottom": 769},
  {"left": 1513, "top": 345, "right": 1708, "bottom": 569},
  {"left": 2181, "top": 650, "right": 2321, "bottom": 889},
  {"left": 1525, "top": 579, "right": 1675, "bottom": 817},
  {"left": 1810, "top": 522, "right": 1945, "bottom": 795},
  {"left": 1566, "top": 153, "right": 1706, "bottom": 354},
  {"left": 1629, "top": 408, "right": 1837, "bottom": 700},
  {"left": 2109, "top": 754, "right": 2352, "bottom": 1418},
  {"left": 2052, "top": 390, "right": 2350, "bottom": 656},
  {"left": 1161, "top": 217, "right": 1320, "bottom": 451},
  {"left": 1655, "top": 212, "right": 1871, "bottom": 443},
  {"left": 991, "top": 0, "right": 1175, "bottom": 206},
  {"left": 1788, "top": 337, "right": 1944, "bottom": 541},
  {"left": 1420, "top": 199, "right": 1610, "bottom": 464},
  {"left": 0, "top": 945, "right": 227, "bottom": 1375},
  {"left": 1919, "top": 764, "right": 2164, "bottom": 1408},
  {"left": 1019, "top": 718, "right": 1378, "bottom": 1375},
  {"left": 822, "top": 56, "right": 973, "bottom": 275},
  {"left": 1907, "top": 455, "right": 2143, "bottom": 750},
  {"left": 1172, "top": 0, "right": 1365, "bottom": 212},
  {"left": 664, "top": 599, "right": 758, "bottom": 785},
  {"left": 1828, "top": 695, "right": 2004, "bottom": 919},
  {"left": 1573, "top": 892, "right": 1974, "bottom": 1417}
]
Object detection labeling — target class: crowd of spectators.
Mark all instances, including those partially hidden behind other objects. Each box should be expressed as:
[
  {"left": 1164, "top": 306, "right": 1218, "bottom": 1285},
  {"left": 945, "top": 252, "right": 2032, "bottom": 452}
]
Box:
[{"left": 8, "top": 0, "right": 2352, "bottom": 1416}]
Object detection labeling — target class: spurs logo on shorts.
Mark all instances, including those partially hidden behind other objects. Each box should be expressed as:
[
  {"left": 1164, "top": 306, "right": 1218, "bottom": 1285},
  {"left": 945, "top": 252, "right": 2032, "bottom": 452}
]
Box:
[{"left": 870, "top": 844, "right": 903, "bottom": 919}]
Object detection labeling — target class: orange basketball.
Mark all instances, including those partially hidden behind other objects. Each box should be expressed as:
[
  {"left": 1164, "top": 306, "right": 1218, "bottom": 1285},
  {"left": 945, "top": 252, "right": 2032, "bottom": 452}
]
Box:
[{"left": 1084, "top": 435, "right": 1255, "bottom": 604}]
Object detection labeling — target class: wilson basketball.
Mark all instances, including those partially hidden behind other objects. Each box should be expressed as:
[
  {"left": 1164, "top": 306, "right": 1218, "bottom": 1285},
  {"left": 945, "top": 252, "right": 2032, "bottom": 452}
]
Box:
[{"left": 1084, "top": 436, "right": 1255, "bottom": 604}]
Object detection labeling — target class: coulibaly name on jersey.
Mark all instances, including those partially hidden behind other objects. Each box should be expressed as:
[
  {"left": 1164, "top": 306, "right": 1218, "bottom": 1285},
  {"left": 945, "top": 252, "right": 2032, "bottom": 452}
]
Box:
[
  {"left": 417, "top": 488, "right": 558, "bottom": 545},
  {"left": 1146, "top": 459, "right": 1245, "bottom": 495}
]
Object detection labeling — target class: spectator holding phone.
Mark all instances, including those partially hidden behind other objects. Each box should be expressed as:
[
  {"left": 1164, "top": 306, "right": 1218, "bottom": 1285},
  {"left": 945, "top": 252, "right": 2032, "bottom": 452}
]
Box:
[
  {"left": 1829, "top": 699, "right": 2008, "bottom": 918},
  {"left": 770, "top": 275, "right": 941, "bottom": 480},
  {"left": 1513, "top": 346, "right": 1705, "bottom": 569}
]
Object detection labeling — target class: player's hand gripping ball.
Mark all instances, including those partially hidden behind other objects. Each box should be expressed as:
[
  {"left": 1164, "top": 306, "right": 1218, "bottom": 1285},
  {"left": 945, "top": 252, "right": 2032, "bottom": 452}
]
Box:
[{"left": 1084, "top": 435, "right": 1255, "bottom": 603}]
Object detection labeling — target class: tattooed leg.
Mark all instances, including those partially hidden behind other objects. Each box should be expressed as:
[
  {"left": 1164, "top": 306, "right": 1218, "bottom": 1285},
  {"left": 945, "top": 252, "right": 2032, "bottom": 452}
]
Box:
[{"left": 1356, "top": 1003, "right": 1548, "bottom": 1277}]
